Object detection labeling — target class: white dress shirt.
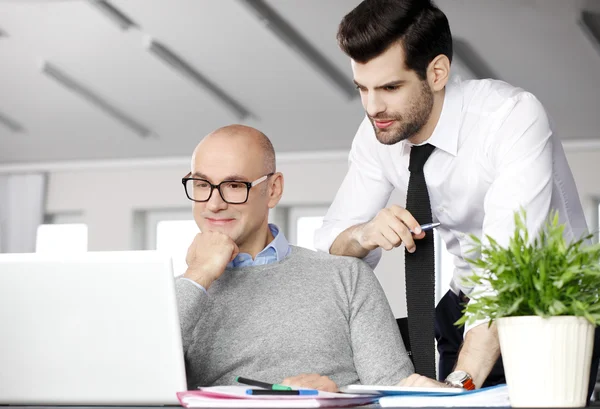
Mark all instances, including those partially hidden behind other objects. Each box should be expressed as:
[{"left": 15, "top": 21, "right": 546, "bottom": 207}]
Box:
[{"left": 315, "top": 76, "right": 587, "bottom": 331}]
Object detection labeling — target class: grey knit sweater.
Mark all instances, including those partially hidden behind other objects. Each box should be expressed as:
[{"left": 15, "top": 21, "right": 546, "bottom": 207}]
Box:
[{"left": 175, "top": 245, "right": 414, "bottom": 389}]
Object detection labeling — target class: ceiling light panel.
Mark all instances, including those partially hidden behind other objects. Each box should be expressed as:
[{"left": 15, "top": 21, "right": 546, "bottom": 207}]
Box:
[
  {"left": 86, "top": 0, "right": 138, "bottom": 30},
  {"left": 238, "top": 0, "right": 356, "bottom": 100},
  {"left": 41, "top": 61, "right": 154, "bottom": 138},
  {"left": 453, "top": 38, "right": 500, "bottom": 80},
  {"left": 0, "top": 111, "right": 24, "bottom": 133},
  {"left": 145, "top": 38, "right": 252, "bottom": 120},
  {"left": 580, "top": 10, "right": 600, "bottom": 56}
]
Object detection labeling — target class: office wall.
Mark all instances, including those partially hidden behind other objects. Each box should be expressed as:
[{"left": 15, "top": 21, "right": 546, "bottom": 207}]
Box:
[
  {"left": 564, "top": 150, "right": 600, "bottom": 232},
  {"left": 6, "top": 146, "right": 600, "bottom": 318},
  {"left": 39, "top": 152, "right": 411, "bottom": 317},
  {"left": 44, "top": 153, "right": 349, "bottom": 248}
]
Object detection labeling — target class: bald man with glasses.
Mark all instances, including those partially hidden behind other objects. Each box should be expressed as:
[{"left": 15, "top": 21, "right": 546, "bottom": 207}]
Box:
[{"left": 174, "top": 124, "right": 414, "bottom": 392}]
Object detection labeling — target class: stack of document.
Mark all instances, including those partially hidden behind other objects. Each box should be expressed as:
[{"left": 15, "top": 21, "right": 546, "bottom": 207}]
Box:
[
  {"left": 177, "top": 385, "right": 379, "bottom": 408},
  {"left": 341, "top": 384, "right": 510, "bottom": 407}
]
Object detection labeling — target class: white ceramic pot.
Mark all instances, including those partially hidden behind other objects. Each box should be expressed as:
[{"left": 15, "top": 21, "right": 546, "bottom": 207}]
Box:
[{"left": 497, "top": 316, "right": 595, "bottom": 407}]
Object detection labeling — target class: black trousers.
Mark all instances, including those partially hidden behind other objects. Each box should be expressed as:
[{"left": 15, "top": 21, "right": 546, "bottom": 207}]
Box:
[{"left": 435, "top": 290, "right": 600, "bottom": 402}]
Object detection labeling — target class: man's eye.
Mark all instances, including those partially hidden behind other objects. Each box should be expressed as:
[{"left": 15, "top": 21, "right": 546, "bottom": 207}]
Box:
[
  {"left": 227, "top": 183, "right": 245, "bottom": 190},
  {"left": 195, "top": 181, "right": 209, "bottom": 188},
  {"left": 384, "top": 85, "right": 399, "bottom": 91}
]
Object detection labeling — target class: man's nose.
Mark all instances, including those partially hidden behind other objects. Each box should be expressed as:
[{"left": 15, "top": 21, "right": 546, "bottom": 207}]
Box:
[
  {"left": 365, "top": 92, "right": 386, "bottom": 118},
  {"left": 206, "top": 187, "right": 228, "bottom": 211}
]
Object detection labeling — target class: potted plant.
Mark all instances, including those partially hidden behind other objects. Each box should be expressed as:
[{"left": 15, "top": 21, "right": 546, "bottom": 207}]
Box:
[{"left": 458, "top": 210, "right": 600, "bottom": 407}]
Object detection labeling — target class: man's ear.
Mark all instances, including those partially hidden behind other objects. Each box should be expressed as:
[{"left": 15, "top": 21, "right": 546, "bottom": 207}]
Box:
[
  {"left": 427, "top": 54, "right": 450, "bottom": 92},
  {"left": 267, "top": 172, "right": 284, "bottom": 209}
]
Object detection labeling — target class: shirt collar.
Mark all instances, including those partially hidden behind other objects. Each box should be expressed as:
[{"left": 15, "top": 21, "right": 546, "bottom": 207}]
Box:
[
  {"left": 263, "top": 223, "right": 290, "bottom": 261},
  {"left": 402, "top": 75, "right": 463, "bottom": 157},
  {"left": 227, "top": 223, "right": 290, "bottom": 268}
]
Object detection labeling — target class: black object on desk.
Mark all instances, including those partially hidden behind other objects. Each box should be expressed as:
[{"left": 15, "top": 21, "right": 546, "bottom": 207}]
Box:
[{"left": 246, "top": 389, "right": 318, "bottom": 396}]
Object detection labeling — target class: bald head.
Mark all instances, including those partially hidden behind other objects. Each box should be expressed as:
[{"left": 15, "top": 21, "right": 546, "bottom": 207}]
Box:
[
  {"left": 188, "top": 125, "right": 284, "bottom": 254},
  {"left": 194, "top": 124, "right": 276, "bottom": 174}
]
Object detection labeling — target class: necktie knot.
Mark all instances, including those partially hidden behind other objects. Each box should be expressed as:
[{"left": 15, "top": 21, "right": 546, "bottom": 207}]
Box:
[{"left": 408, "top": 143, "right": 436, "bottom": 173}]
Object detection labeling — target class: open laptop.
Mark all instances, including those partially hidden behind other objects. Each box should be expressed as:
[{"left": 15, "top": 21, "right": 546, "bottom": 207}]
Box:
[{"left": 0, "top": 251, "right": 187, "bottom": 405}]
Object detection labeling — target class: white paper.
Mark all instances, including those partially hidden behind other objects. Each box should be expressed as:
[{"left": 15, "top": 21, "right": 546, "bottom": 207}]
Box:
[
  {"left": 378, "top": 384, "right": 510, "bottom": 407},
  {"left": 339, "top": 384, "right": 466, "bottom": 396},
  {"left": 177, "top": 386, "right": 379, "bottom": 408}
]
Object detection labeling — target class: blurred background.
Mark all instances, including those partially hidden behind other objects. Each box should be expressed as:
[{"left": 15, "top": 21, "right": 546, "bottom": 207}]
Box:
[{"left": 1, "top": 0, "right": 600, "bottom": 395}]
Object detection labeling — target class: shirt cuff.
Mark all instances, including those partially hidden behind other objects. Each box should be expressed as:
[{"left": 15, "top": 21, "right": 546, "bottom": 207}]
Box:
[
  {"left": 464, "top": 316, "right": 492, "bottom": 335},
  {"left": 179, "top": 277, "right": 208, "bottom": 295},
  {"left": 462, "top": 284, "right": 493, "bottom": 334},
  {"left": 314, "top": 221, "right": 354, "bottom": 254}
]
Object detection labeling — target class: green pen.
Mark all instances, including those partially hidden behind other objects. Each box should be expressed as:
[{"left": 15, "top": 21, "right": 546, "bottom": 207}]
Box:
[{"left": 235, "top": 376, "right": 292, "bottom": 391}]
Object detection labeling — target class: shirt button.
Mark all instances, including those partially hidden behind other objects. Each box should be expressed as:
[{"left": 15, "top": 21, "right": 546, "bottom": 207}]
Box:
[{"left": 438, "top": 207, "right": 445, "bottom": 213}]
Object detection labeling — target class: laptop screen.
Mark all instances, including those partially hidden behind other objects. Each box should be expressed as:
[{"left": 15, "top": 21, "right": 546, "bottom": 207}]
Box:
[{"left": 0, "top": 251, "right": 187, "bottom": 405}]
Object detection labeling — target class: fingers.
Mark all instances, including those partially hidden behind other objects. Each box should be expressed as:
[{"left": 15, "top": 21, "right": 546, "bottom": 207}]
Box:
[
  {"left": 184, "top": 231, "right": 238, "bottom": 286},
  {"left": 230, "top": 241, "right": 240, "bottom": 262},
  {"left": 389, "top": 205, "right": 423, "bottom": 235},
  {"left": 185, "top": 233, "right": 203, "bottom": 267},
  {"left": 363, "top": 206, "right": 422, "bottom": 252},
  {"left": 412, "top": 230, "right": 426, "bottom": 241},
  {"left": 398, "top": 374, "right": 420, "bottom": 386},
  {"left": 281, "top": 373, "right": 311, "bottom": 386},
  {"left": 281, "top": 374, "right": 339, "bottom": 392},
  {"left": 384, "top": 215, "right": 415, "bottom": 252},
  {"left": 190, "top": 231, "right": 237, "bottom": 252},
  {"left": 398, "top": 374, "right": 448, "bottom": 388}
]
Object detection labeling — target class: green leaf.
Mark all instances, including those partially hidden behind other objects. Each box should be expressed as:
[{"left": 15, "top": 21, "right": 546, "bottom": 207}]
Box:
[
  {"left": 549, "top": 300, "right": 567, "bottom": 315},
  {"left": 506, "top": 297, "right": 524, "bottom": 315},
  {"left": 457, "top": 209, "right": 600, "bottom": 328}
]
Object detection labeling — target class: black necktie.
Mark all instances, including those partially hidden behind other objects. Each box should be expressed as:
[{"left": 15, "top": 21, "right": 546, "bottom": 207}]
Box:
[{"left": 404, "top": 143, "right": 436, "bottom": 379}]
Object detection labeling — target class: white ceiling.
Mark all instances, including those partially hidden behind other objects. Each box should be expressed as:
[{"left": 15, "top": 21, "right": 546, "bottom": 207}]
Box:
[{"left": 0, "top": 0, "right": 599, "bottom": 164}]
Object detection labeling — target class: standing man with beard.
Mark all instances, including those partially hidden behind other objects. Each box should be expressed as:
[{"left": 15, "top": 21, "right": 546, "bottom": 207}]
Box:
[{"left": 314, "top": 0, "right": 600, "bottom": 396}]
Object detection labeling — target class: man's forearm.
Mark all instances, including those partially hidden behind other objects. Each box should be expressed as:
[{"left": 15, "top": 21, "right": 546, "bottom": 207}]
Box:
[
  {"left": 329, "top": 224, "right": 370, "bottom": 258},
  {"left": 454, "top": 322, "right": 501, "bottom": 388},
  {"left": 184, "top": 266, "right": 217, "bottom": 290},
  {"left": 175, "top": 278, "right": 209, "bottom": 352}
]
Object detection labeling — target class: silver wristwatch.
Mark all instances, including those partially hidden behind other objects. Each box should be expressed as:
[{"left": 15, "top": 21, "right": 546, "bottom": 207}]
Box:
[{"left": 444, "top": 370, "right": 475, "bottom": 390}]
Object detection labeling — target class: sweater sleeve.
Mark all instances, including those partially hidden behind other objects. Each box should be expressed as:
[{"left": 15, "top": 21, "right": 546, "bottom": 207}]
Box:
[
  {"left": 174, "top": 277, "right": 209, "bottom": 353},
  {"left": 347, "top": 259, "right": 415, "bottom": 384}
]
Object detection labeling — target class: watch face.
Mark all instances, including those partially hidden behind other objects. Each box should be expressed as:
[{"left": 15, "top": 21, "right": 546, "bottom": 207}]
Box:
[{"left": 446, "top": 370, "right": 469, "bottom": 383}]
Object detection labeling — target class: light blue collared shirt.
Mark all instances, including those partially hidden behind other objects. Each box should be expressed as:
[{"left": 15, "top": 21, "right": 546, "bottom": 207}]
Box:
[
  {"left": 182, "top": 224, "right": 291, "bottom": 293},
  {"left": 227, "top": 224, "right": 290, "bottom": 268}
]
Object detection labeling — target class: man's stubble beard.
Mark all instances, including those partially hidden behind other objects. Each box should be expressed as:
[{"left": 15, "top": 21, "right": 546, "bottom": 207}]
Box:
[{"left": 370, "top": 81, "right": 434, "bottom": 145}]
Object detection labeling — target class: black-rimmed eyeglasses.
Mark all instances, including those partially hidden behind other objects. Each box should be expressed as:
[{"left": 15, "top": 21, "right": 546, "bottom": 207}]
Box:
[{"left": 182, "top": 172, "right": 274, "bottom": 204}]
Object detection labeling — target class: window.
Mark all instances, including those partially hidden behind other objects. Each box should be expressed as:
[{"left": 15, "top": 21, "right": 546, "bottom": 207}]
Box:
[
  {"left": 287, "top": 206, "right": 329, "bottom": 251},
  {"left": 435, "top": 233, "right": 455, "bottom": 304},
  {"left": 288, "top": 206, "right": 453, "bottom": 302},
  {"left": 145, "top": 209, "right": 198, "bottom": 276},
  {"left": 156, "top": 219, "right": 198, "bottom": 276},
  {"left": 36, "top": 213, "right": 88, "bottom": 254},
  {"left": 295, "top": 216, "right": 324, "bottom": 250},
  {"left": 144, "top": 208, "right": 284, "bottom": 275},
  {"left": 597, "top": 202, "right": 600, "bottom": 243}
]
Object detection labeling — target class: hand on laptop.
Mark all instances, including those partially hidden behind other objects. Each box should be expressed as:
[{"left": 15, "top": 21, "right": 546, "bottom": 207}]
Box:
[
  {"left": 280, "top": 373, "right": 339, "bottom": 392},
  {"left": 184, "top": 231, "right": 240, "bottom": 290},
  {"left": 397, "top": 373, "right": 449, "bottom": 388}
]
